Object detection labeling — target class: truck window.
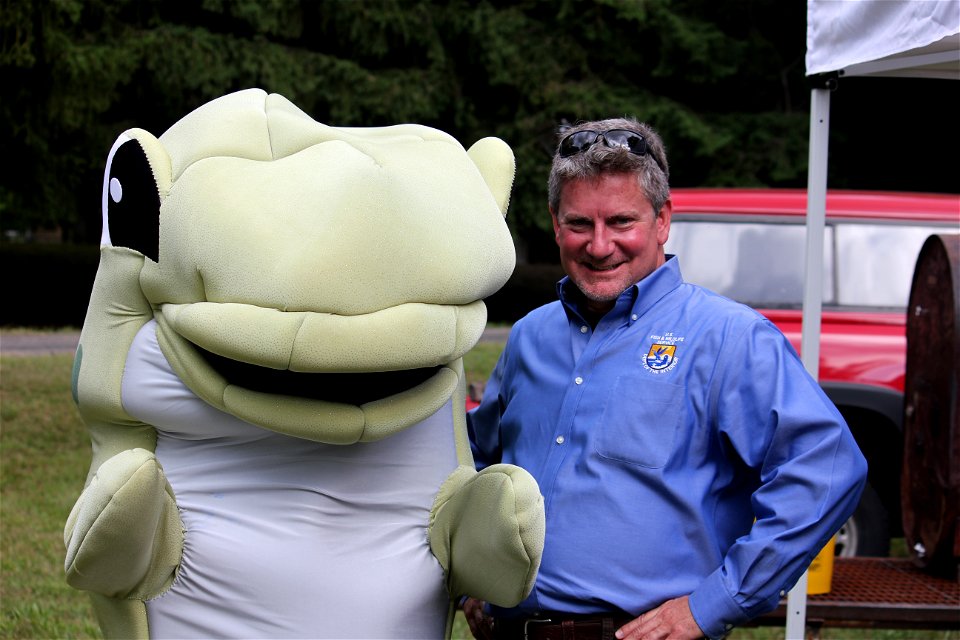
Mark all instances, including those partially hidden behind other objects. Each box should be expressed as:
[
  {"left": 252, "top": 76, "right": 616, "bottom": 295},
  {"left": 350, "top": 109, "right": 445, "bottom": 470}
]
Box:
[
  {"left": 665, "top": 220, "right": 833, "bottom": 308},
  {"left": 666, "top": 219, "right": 947, "bottom": 310}
]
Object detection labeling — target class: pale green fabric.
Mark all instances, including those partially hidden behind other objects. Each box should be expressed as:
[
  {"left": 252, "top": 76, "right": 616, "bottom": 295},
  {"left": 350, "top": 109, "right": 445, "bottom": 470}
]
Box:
[
  {"left": 429, "top": 464, "right": 546, "bottom": 606},
  {"left": 64, "top": 449, "right": 181, "bottom": 599}
]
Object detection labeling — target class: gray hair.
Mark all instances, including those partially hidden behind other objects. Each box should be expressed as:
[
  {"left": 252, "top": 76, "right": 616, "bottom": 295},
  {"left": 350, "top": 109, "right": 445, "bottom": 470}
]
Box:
[{"left": 547, "top": 117, "right": 670, "bottom": 215}]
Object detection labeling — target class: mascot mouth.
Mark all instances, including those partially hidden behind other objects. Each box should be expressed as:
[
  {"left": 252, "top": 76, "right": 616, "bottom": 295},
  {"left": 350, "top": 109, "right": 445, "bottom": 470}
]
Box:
[
  {"left": 196, "top": 345, "right": 442, "bottom": 405},
  {"left": 152, "top": 310, "right": 466, "bottom": 443}
]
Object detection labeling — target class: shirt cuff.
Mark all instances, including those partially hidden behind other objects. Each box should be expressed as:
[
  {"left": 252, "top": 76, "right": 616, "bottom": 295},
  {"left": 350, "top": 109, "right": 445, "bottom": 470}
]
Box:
[{"left": 687, "top": 569, "right": 749, "bottom": 639}]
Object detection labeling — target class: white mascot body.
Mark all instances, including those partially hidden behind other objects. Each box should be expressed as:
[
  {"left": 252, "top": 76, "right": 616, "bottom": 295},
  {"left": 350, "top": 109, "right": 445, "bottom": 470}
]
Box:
[{"left": 64, "top": 88, "right": 544, "bottom": 639}]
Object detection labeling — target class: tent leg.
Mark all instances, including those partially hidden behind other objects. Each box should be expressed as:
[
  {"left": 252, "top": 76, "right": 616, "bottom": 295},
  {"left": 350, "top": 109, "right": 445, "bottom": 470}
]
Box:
[
  {"left": 800, "top": 86, "right": 831, "bottom": 379},
  {"left": 787, "top": 85, "right": 832, "bottom": 640}
]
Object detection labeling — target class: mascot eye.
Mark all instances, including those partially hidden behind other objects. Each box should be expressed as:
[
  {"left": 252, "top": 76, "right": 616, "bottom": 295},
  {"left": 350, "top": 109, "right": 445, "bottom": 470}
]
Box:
[
  {"left": 103, "top": 137, "right": 160, "bottom": 261},
  {"left": 109, "top": 177, "right": 123, "bottom": 203}
]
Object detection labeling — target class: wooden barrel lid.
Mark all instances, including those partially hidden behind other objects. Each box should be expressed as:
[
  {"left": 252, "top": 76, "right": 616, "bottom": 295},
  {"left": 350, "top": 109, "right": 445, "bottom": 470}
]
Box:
[{"left": 901, "top": 233, "right": 959, "bottom": 576}]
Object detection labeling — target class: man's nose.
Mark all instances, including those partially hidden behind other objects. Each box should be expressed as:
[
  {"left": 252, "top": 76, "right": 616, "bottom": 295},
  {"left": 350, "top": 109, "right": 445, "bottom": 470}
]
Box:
[{"left": 586, "top": 226, "right": 613, "bottom": 257}]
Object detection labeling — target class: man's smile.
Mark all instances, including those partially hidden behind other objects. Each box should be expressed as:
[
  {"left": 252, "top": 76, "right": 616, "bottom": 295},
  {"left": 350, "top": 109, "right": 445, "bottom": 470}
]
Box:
[{"left": 580, "top": 260, "right": 624, "bottom": 272}]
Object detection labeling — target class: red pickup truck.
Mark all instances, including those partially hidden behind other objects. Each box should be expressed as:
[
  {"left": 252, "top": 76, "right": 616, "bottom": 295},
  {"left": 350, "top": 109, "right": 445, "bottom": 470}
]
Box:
[{"left": 666, "top": 188, "right": 960, "bottom": 557}]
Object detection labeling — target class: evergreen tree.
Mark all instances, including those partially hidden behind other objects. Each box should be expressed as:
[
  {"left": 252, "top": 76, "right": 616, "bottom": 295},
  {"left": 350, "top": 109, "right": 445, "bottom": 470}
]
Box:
[{"left": 2, "top": 1, "right": 953, "bottom": 257}]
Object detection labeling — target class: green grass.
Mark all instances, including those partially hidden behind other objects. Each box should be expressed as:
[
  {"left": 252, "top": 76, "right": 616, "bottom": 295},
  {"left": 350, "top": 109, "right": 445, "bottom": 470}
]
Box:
[
  {"left": 1, "top": 353, "right": 102, "bottom": 639},
  {"left": 1, "top": 333, "right": 955, "bottom": 640},
  {"left": 463, "top": 342, "right": 505, "bottom": 388}
]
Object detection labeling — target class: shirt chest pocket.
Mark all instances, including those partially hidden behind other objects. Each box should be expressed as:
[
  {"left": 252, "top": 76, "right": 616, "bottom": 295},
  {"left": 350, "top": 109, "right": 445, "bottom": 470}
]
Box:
[{"left": 594, "top": 377, "right": 685, "bottom": 469}]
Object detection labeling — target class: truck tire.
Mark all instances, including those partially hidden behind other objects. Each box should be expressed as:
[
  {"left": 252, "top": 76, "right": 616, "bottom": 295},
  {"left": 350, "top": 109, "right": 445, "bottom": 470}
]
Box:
[{"left": 835, "top": 482, "right": 890, "bottom": 557}]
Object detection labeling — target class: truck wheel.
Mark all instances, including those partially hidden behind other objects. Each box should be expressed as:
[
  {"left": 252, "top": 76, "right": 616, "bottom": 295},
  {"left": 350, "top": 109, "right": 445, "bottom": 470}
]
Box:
[{"left": 835, "top": 482, "right": 889, "bottom": 557}]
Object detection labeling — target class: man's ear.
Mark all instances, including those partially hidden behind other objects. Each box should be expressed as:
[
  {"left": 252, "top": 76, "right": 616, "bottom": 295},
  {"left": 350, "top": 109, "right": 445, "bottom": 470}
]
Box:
[
  {"left": 657, "top": 198, "right": 673, "bottom": 246},
  {"left": 550, "top": 206, "right": 561, "bottom": 242}
]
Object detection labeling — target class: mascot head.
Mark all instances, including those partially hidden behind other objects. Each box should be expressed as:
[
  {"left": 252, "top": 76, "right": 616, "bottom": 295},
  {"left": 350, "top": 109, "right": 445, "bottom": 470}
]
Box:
[{"left": 77, "top": 88, "right": 516, "bottom": 444}]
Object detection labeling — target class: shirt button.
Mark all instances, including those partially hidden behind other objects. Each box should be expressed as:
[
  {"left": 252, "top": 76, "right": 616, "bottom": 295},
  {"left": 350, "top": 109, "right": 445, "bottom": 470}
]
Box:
[
  {"left": 556, "top": 436, "right": 565, "bottom": 445},
  {"left": 631, "top": 314, "right": 638, "bottom": 321},
  {"left": 574, "top": 376, "right": 583, "bottom": 385},
  {"left": 580, "top": 325, "right": 588, "bottom": 334}
]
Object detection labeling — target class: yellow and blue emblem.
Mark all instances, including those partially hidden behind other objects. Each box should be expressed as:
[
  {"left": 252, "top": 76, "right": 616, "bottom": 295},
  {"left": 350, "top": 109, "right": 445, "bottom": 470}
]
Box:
[{"left": 644, "top": 343, "right": 677, "bottom": 372}]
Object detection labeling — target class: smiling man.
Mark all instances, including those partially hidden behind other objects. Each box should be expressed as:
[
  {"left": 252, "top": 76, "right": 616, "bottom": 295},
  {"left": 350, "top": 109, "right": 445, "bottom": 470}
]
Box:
[
  {"left": 551, "top": 170, "right": 670, "bottom": 325},
  {"left": 464, "top": 117, "right": 867, "bottom": 640}
]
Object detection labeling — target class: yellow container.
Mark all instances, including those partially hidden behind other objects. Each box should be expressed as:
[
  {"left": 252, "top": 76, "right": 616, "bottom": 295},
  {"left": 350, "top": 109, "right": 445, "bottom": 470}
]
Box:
[{"left": 806, "top": 535, "right": 836, "bottom": 594}]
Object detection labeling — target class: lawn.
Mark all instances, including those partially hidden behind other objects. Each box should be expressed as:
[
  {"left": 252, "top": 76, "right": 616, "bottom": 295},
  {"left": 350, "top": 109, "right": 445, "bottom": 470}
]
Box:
[
  {"left": 1, "top": 352, "right": 102, "bottom": 639},
  {"left": 1, "top": 335, "right": 955, "bottom": 640}
]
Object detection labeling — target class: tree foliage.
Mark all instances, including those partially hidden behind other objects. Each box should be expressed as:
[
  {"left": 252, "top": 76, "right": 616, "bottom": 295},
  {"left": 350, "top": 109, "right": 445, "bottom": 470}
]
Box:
[{"left": 1, "top": 0, "right": 954, "bottom": 259}]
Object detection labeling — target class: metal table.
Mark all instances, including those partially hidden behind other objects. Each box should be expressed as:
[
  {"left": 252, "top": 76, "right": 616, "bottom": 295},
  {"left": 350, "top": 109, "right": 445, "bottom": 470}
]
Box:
[{"left": 750, "top": 558, "right": 959, "bottom": 634}]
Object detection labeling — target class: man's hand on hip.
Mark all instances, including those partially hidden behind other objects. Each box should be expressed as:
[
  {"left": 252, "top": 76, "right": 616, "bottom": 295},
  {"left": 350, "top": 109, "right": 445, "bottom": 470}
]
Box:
[{"left": 615, "top": 596, "right": 705, "bottom": 640}]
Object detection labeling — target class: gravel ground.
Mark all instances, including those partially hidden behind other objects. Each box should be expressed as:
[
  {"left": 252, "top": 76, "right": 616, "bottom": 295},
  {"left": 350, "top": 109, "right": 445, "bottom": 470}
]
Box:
[
  {"left": 1, "top": 331, "right": 81, "bottom": 356},
  {"left": 1, "top": 326, "right": 511, "bottom": 356}
]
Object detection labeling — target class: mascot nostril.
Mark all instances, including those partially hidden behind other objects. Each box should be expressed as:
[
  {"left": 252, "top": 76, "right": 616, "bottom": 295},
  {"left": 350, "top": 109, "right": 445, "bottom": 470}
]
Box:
[{"left": 65, "top": 88, "right": 544, "bottom": 640}]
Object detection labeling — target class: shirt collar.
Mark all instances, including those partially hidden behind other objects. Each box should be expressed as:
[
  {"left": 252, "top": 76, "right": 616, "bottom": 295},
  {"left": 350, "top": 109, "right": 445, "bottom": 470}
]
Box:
[{"left": 557, "top": 255, "right": 684, "bottom": 325}]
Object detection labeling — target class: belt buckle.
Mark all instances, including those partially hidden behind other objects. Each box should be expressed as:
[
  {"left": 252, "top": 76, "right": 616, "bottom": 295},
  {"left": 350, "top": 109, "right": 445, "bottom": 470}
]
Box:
[{"left": 523, "top": 618, "right": 553, "bottom": 640}]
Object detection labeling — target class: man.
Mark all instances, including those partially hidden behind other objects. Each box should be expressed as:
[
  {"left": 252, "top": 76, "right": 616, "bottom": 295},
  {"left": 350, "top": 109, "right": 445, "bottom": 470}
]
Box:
[{"left": 464, "top": 117, "right": 867, "bottom": 640}]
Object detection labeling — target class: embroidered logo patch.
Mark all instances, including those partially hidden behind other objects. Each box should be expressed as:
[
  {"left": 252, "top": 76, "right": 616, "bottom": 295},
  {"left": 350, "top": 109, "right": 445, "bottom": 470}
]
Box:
[
  {"left": 643, "top": 332, "right": 683, "bottom": 374},
  {"left": 645, "top": 344, "right": 676, "bottom": 371}
]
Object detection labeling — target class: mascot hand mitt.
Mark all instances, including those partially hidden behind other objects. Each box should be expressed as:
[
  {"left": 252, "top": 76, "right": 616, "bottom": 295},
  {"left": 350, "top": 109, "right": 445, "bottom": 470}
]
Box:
[{"left": 64, "top": 88, "right": 544, "bottom": 639}]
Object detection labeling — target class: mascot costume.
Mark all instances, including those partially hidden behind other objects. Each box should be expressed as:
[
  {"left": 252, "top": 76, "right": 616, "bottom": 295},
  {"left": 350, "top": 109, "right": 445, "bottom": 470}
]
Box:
[{"left": 64, "top": 88, "right": 544, "bottom": 639}]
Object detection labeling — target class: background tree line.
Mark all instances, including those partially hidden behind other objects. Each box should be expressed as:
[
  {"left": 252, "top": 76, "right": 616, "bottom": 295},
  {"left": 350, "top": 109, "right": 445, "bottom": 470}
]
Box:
[{"left": 2, "top": 0, "right": 957, "bottom": 262}]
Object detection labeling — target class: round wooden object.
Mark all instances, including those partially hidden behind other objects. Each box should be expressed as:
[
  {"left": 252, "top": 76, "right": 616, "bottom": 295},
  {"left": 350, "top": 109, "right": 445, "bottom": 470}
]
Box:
[{"left": 901, "top": 233, "right": 960, "bottom": 576}]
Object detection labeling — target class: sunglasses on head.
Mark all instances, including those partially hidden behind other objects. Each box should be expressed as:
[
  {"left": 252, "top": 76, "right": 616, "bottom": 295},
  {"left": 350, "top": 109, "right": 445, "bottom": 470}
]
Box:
[{"left": 557, "top": 128, "right": 666, "bottom": 173}]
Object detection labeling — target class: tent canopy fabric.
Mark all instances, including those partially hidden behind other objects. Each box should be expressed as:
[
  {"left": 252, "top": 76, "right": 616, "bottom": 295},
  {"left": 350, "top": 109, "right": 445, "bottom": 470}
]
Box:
[{"left": 806, "top": 0, "right": 959, "bottom": 79}]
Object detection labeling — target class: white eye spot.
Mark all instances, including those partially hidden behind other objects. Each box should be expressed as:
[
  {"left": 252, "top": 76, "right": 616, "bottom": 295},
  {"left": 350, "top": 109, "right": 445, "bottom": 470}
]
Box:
[{"left": 109, "top": 177, "right": 123, "bottom": 203}]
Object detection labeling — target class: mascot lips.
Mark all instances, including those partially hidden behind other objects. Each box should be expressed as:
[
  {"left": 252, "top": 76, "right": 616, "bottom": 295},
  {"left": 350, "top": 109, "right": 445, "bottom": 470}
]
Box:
[
  {"left": 195, "top": 345, "right": 441, "bottom": 405},
  {"left": 158, "top": 300, "right": 487, "bottom": 371},
  {"left": 151, "top": 303, "right": 476, "bottom": 443}
]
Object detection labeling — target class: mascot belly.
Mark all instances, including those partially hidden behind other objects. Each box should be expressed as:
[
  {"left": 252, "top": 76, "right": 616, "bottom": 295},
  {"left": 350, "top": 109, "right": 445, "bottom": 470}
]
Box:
[
  {"left": 126, "top": 321, "right": 453, "bottom": 638},
  {"left": 64, "top": 88, "right": 544, "bottom": 639}
]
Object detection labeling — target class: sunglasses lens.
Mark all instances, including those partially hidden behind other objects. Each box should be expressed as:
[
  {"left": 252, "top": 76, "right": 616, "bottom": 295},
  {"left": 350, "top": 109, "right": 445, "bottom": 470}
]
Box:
[
  {"left": 603, "top": 129, "right": 646, "bottom": 154},
  {"left": 559, "top": 131, "right": 600, "bottom": 157}
]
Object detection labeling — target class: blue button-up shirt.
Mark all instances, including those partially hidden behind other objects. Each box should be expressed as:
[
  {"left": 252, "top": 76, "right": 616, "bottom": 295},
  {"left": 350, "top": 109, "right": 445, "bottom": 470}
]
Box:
[{"left": 468, "top": 256, "right": 867, "bottom": 638}]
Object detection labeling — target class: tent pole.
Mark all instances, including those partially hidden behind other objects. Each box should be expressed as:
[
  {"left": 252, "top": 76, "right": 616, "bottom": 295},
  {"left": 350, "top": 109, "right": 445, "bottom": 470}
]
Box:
[
  {"left": 787, "top": 84, "right": 832, "bottom": 639},
  {"left": 801, "top": 86, "right": 831, "bottom": 379}
]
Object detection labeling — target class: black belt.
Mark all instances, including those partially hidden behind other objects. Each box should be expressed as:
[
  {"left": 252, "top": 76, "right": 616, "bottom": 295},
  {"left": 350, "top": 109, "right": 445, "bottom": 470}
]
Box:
[{"left": 493, "top": 613, "right": 633, "bottom": 640}]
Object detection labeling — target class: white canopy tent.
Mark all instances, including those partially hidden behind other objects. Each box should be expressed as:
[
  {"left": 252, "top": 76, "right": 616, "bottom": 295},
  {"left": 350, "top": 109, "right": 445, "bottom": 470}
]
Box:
[{"left": 789, "top": 2, "right": 959, "bottom": 637}]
